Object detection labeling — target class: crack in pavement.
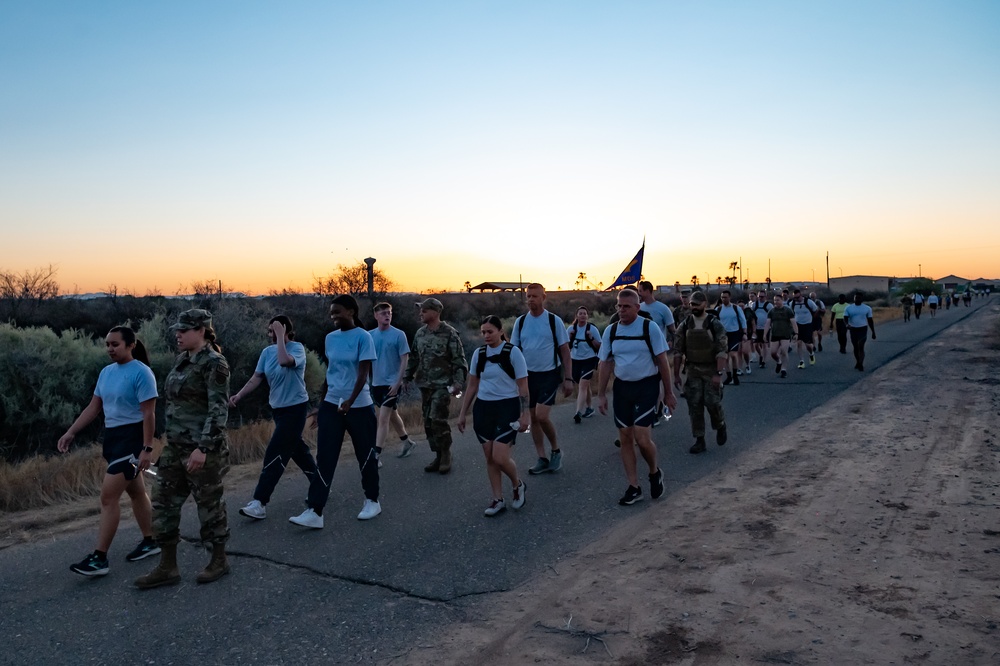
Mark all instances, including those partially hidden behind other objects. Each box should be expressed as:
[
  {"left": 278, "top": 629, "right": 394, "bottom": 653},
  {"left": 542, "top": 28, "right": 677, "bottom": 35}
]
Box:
[{"left": 177, "top": 536, "right": 511, "bottom": 604}]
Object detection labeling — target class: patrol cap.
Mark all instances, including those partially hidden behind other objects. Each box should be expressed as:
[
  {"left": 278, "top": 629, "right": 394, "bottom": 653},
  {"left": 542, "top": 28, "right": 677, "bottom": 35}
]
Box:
[
  {"left": 689, "top": 291, "right": 708, "bottom": 304},
  {"left": 170, "top": 308, "right": 213, "bottom": 331},
  {"left": 415, "top": 298, "right": 444, "bottom": 312},
  {"left": 680, "top": 288, "right": 692, "bottom": 296}
]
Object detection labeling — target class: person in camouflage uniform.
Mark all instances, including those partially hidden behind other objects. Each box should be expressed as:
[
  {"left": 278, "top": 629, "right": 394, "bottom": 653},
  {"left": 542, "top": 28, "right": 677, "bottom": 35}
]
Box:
[
  {"left": 404, "top": 298, "right": 467, "bottom": 474},
  {"left": 672, "top": 291, "right": 729, "bottom": 455},
  {"left": 136, "top": 309, "right": 232, "bottom": 589}
]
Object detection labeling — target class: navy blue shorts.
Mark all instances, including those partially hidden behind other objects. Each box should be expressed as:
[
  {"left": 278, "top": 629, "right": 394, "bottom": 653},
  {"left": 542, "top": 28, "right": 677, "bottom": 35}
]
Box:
[
  {"left": 472, "top": 397, "right": 520, "bottom": 445},
  {"left": 726, "top": 331, "right": 743, "bottom": 352},
  {"left": 103, "top": 421, "right": 143, "bottom": 479},
  {"left": 527, "top": 369, "right": 560, "bottom": 408},
  {"left": 370, "top": 385, "right": 399, "bottom": 409},
  {"left": 612, "top": 374, "right": 660, "bottom": 429},
  {"left": 572, "top": 357, "right": 598, "bottom": 383}
]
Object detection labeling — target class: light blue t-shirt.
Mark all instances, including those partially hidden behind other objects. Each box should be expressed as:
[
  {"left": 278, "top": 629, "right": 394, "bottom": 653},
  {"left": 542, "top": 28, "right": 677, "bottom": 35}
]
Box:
[
  {"left": 598, "top": 318, "right": 668, "bottom": 381},
  {"left": 255, "top": 341, "right": 308, "bottom": 409},
  {"left": 844, "top": 304, "right": 873, "bottom": 328},
  {"left": 470, "top": 343, "right": 528, "bottom": 401},
  {"left": 640, "top": 300, "right": 675, "bottom": 338},
  {"left": 717, "top": 303, "right": 747, "bottom": 333},
  {"left": 324, "top": 328, "right": 377, "bottom": 408},
  {"left": 369, "top": 326, "right": 410, "bottom": 387},
  {"left": 510, "top": 310, "right": 570, "bottom": 372},
  {"left": 94, "top": 360, "right": 158, "bottom": 428},
  {"left": 566, "top": 323, "right": 601, "bottom": 361}
]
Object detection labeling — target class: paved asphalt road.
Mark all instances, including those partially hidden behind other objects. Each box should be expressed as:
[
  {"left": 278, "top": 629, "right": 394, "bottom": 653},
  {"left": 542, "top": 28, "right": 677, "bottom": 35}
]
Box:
[{"left": 0, "top": 298, "right": 991, "bottom": 665}]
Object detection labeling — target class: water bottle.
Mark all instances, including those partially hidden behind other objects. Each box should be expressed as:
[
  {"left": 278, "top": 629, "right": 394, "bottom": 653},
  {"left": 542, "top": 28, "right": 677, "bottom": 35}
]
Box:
[{"left": 510, "top": 421, "right": 530, "bottom": 434}]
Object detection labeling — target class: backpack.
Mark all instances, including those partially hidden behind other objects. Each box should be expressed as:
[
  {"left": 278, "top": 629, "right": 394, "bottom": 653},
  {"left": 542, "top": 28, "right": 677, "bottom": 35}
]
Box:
[
  {"left": 475, "top": 342, "right": 516, "bottom": 379},
  {"left": 606, "top": 318, "right": 656, "bottom": 361},
  {"left": 514, "top": 311, "right": 561, "bottom": 367},
  {"left": 569, "top": 323, "right": 597, "bottom": 351}
]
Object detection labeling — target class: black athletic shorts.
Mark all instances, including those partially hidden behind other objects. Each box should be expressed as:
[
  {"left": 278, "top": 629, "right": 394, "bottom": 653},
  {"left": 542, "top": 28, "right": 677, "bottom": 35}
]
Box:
[
  {"left": 612, "top": 374, "right": 659, "bottom": 429},
  {"left": 472, "top": 397, "right": 520, "bottom": 445},
  {"left": 103, "top": 421, "right": 143, "bottom": 479},
  {"left": 370, "top": 385, "right": 399, "bottom": 409},
  {"left": 527, "top": 368, "right": 561, "bottom": 408},
  {"left": 725, "top": 331, "right": 743, "bottom": 352},
  {"left": 571, "top": 357, "right": 598, "bottom": 383},
  {"left": 796, "top": 322, "right": 814, "bottom": 341},
  {"left": 754, "top": 330, "right": 767, "bottom": 344}
]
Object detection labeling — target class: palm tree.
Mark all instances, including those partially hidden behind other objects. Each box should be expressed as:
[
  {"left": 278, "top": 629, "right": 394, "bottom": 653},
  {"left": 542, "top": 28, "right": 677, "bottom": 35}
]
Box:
[
  {"left": 463, "top": 281, "right": 472, "bottom": 293},
  {"left": 691, "top": 275, "right": 699, "bottom": 287}
]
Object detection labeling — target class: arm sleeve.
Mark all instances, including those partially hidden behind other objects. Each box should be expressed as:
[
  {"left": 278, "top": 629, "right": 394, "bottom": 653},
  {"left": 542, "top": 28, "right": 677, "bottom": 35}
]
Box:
[{"left": 201, "top": 358, "right": 231, "bottom": 448}]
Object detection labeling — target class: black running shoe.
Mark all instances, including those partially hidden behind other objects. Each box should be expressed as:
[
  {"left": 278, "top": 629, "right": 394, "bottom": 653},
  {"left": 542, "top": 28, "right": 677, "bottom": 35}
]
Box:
[
  {"left": 649, "top": 469, "right": 664, "bottom": 499},
  {"left": 618, "top": 485, "right": 643, "bottom": 506},
  {"left": 573, "top": 412, "right": 582, "bottom": 424},
  {"left": 125, "top": 539, "right": 161, "bottom": 562},
  {"left": 70, "top": 552, "right": 109, "bottom": 577},
  {"left": 717, "top": 425, "right": 728, "bottom": 446}
]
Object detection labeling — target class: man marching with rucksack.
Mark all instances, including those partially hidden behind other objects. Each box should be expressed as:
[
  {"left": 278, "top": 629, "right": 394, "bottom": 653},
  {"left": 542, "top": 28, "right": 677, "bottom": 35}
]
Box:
[
  {"left": 673, "top": 291, "right": 729, "bottom": 454},
  {"left": 510, "top": 283, "right": 573, "bottom": 475}
]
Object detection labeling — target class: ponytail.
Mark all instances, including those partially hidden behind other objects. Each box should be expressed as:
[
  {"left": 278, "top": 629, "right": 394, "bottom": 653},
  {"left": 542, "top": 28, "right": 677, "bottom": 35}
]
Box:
[
  {"left": 203, "top": 327, "right": 222, "bottom": 353},
  {"left": 109, "top": 325, "right": 151, "bottom": 366}
]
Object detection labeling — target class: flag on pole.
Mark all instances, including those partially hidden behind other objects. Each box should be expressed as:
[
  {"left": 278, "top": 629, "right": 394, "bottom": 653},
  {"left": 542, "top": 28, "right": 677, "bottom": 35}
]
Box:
[{"left": 606, "top": 240, "right": 645, "bottom": 290}]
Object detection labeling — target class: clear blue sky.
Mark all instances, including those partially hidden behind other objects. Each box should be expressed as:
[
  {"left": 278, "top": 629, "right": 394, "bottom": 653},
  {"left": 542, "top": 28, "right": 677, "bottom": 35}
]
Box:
[{"left": 2, "top": 1, "right": 998, "bottom": 293}]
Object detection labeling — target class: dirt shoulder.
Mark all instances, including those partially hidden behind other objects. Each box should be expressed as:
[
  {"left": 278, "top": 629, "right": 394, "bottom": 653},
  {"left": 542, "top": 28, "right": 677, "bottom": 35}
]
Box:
[{"left": 400, "top": 305, "right": 1000, "bottom": 665}]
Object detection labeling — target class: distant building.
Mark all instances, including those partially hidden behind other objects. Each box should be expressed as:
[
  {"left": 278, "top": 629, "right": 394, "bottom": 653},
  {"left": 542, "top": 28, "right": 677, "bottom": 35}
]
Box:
[
  {"left": 935, "top": 274, "right": 970, "bottom": 291},
  {"left": 828, "top": 275, "right": 892, "bottom": 293},
  {"left": 468, "top": 281, "right": 527, "bottom": 293}
]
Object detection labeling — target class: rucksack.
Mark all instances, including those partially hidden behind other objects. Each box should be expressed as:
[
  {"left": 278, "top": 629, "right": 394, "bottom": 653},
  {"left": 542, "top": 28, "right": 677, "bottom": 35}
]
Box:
[
  {"left": 514, "top": 311, "right": 561, "bottom": 367},
  {"left": 568, "top": 323, "right": 597, "bottom": 351},
  {"left": 475, "top": 342, "right": 516, "bottom": 379},
  {"left": 606, "top": 318, "right": 656, "bottom": 361}
]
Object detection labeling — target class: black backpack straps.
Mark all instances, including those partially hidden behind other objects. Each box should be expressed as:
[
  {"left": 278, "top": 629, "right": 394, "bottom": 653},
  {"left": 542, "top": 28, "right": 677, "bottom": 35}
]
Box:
[
  {"left": 475, "top": 344, "right": 488, "bottom": 376},
  {"left": 642, "top": 318, "right": 655, "bottom": 359},
  {"left": 514, "top": 315, "right": 525, "bottom": 346},
  {"left": 607, "top": 322, "right": 619, "bottom": 358},
  {"left": 548, "top": 311, "right": 559, "bottom": 366}
]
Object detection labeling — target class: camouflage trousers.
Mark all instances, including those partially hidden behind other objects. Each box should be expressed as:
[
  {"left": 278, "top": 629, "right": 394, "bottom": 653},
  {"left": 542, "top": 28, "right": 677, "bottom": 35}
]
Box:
[
  {"left": 420, "top": 386, "right": 453, "bottom": 453},
  {"left": 682, "top": 369, "right": 726, "bottom": 438},
  {"left": 152, "top": 442, "right": 230, "bottom": 546}
]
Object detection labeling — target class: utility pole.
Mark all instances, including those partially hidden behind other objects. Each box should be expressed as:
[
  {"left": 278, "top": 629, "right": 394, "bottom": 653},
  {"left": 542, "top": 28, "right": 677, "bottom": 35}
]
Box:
[{"left": 826, "top": 251, "right": 830, "bottom": 289}]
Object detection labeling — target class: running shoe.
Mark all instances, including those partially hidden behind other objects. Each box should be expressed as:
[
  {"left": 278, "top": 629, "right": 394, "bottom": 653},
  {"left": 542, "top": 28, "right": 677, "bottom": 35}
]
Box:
[
  {"left": 780, "top": 369, "right": 787, "bottom": 378},
  {"left": 582, "top": 407, "right": 595, "bottom": 419},
  {"left": 759, "top": 360, "right": 766, "bottom": 369},
  {"left": 511, "top": 480, "right": 526, "bottom": 509},
  {"left": 484, "top": 498, "right": 506, "bottom": 516},
  {"left": 809, "top": 354, "right": 816, "bottom": 365},
  {"left": 397, "top": 438, "right": 416, "bottom": 458},
  {"left": 717, "top": 425, "right": 728, "bottom": 446},
  {"left": 735, "top": 369, "right": 743, "bottom": 376},
  {"left": 289, "top": 508, "right": 324, "bottom": 529},
  {"left": 573, "top": 412, "right": 582, "bottom": 424},
  {"left": 618, "top": 485, "right": 643, "bottom": 506},
  {"left": 239, "top": 499, "right": 266, "bottom": 520},
  {"left": 70, "top": 552, "right": 109, "bottom": 577},
  {"left": 548, "top": 450, "right": 563, "bottom": 472},
  {"left": 797, "top": 361, "right": 806, "bottom": 369},
  {"left": 125, "top": 539, "right": 161, "bottom": 562},
  {"left": 357, "top": 499, "right": 381, "bottom": 520},
  {"left": 528, "top": 457, "right": 550, "bottom": 475},
  {"left": 745, "top": 365, "right": 751, "bottom": 375},
  {"left": 649, "top": 469, "right": 664, "bottom": 500}
]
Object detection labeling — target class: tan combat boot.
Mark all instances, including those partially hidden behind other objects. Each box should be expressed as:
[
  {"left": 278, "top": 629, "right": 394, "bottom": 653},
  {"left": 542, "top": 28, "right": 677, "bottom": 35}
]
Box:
[
  {"left": 196, "top": 542, "right": 230, "bottom": 584},
  {"left": 438, "top": 449, "right": 452, "bottom": 475},
  {"left": 134, "top": 542, "right": 181, "bottom": 589},
  {"left": 424, "top": 451, "right": 441, "bottom": 473}
]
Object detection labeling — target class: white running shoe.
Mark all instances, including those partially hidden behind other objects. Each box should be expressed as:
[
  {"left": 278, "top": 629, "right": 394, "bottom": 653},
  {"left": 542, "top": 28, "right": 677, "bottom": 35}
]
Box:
[
  {"left": 239, "top": 499, "right": 266, "bottom": 520},
  {"left": 357, "top": 499, "right": 382, "bottom": 520},
  {"left": 289, "top": 508, "right": 324, "bottom": 529},
  {"left": 511, "top": 481, "right": 526, "bottom": 509}
]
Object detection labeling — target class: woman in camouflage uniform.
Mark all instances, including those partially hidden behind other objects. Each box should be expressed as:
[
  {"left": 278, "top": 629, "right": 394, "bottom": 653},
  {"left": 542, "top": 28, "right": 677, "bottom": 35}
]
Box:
[{"left": 135, "top": 309, "right": 231, "bottom": 589}]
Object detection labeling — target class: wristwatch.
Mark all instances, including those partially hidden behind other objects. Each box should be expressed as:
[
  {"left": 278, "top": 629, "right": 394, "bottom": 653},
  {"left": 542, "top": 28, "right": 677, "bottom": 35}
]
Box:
[
  {"left": 717, "top": 371, "right": 724, "bottom": 376},
  {"left": 143, "top": 446, "right": 154, "bottom": 453}
]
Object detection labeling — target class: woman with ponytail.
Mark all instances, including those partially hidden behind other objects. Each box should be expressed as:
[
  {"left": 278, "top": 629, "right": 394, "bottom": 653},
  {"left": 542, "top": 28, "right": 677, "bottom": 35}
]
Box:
[
  {"left": 135, "top": 309, "right": 232, "bottom": 589},
  {"left": 58, "top": 325, "right": 159, "bottom": 577}
]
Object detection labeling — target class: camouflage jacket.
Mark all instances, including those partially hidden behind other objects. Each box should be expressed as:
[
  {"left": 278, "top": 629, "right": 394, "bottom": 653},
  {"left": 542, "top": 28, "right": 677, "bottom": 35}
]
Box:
[
  {"left": 164, "top": 345, "right": 230, "bottom": 450},
  {"left": 674, "top": 313, "right": 729, "bottom": 369},
  {"left": 404, "top": 322, "right": 467, "bottom": 389}
]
